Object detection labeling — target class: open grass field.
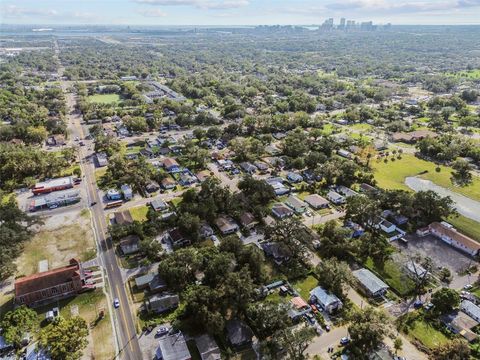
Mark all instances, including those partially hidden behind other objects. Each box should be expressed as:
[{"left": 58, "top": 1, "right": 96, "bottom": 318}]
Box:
[
  {"left": 372, "top": 154, "right": 480, "bottom": 202},
  {"left": 447, "top": 215, "right": 480, "bottom": 243},
  {"left": 16, "top": 222, "right": 96, "bottom": 277},
  {"left": 130, "top": 205, "right": 149, "bottom": 222},
  {"left": 408, "top": 319, "right": 450, "bottom": 349},
  {"left": 36, "top": 290, "right": 114, "bottom": 360},
  {"left": 292, "top": 274, "right": 318, "bottom": 300},
  {"left": 87, "top": 93, "right": 121, "bottom": 104},
  {"left": 365, "top": 258, "right": 416, "bottom": 297},
  {"left": 447, "top": 69, "right": 480, "bottom": 79}
]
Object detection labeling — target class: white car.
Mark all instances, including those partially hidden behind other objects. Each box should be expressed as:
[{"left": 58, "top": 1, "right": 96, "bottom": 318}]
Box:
[{"left": 113, "top": 298, "right": 120, "bottom": 308}]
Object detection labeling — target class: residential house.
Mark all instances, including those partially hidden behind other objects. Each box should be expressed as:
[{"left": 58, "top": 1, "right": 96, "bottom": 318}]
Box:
[
  {"left": 121, "top": 184, "right": 133, "bottom": 200},
  {"left": 179, "top": 172, "right": 197, "bottom": 186},
  {"left": 119, "top": 235, "right": 140, "bottom": 255},
  {"left": 106, "top": 189, "right": 122, "bottom": 201},
  {"left": 114, "top": 210, "right": 133, "bottom": 225},
  {"left": 288, "top": 297, "right": 311, "bottom": 321},
  {"left": 146, "top": 293, "right": 179, "bottom": 314},
  {"left": 239, "top": 212, "right": 258, "bottom": 230},
  {"left": 287, "top": 172, "right": 303, "bottom": 183},
  {"left": 336, "top": 185, "right": 358, "bottom": 198},
  {"left": 46, "top": 134, "right": 66, "bottom": 147},
  {"left": 391, "top": 130, "right": 437, "bottom": 143},
  {"left": 254, "top": 161, "right": 269, "bottom": 173},
  {"left": 195, "top": 334, "right": 221, "bottom": 360},
  {"left": 149, "top": 275, "right": 168, "bottom": 293},
  {"left": 135, "top": 273, "right": 155, "bottom": 290},
  {"left": 429, "top": 222, "right": 480, "bottom": 256},
  {"left": 145, "top": 181, "right": 160, "bottom": 193},
  {"left": 352, "top": 268, "right": 389, "bottom": 297},
  {"left": 337, "top": 149, "right": 352, "bottom": 159},
  {"left": 96, "top": 152, "right": 108, "bottom": 167},
  {"left": 261, "top": 242, "right": 290, "bottom": 265},
  {"left": 161, "top": 177, "right": 176, "bottom": 190},
  {"left": 215, "top": 216, "right": 239, "bottom": 235},
  {"left": 304, "top": 194, "right": 329, "bottom": 209},
  {"left": 199, "top": 223, "right": 214, "bottom": 238},
  {"left": 163, "top": 158, "right": 181, "bottom": 173},
  {"left": 225, "top": 320, "right": 254, "bottom": 350},
  {"left": 441, "top": 311, "right": 478, "bottom": 342},
  {"left": 156, "top": 333, "right": 191, "bottom": 360},
  {"left": 285, "top": 195, "right": 307, "bottom": 214},
  {"left": 166, "top": 228, "right": 191, "bottom": 247},
  {"left": 269, "top": 181, "right": 290, "bottom": 196},
  {"left": 240, "top": 162, "right": 257, "bottom": 174},
  {"left": 461, "top": 300, "right": 480, "bottom": 322},
  {"left": 151, "top": 199, "right": 168, "bottom": 212},
  {"left": 272, "top": 203, "right": 294, "bottom": 219},
  {"left": 196, "top": 170, "right": 211, "bottom": 182},
  {"left": 15, "top": 259, "right": 90, "bottom": 306},
  {"left": 327, "top": 191, "right": 345, "bottom": 205},
  {"left": 360, "top": 183, "right": 378, "bottom": 194},
  {"left": 310, "top": 286, "right": 343, "bottom": 314}
]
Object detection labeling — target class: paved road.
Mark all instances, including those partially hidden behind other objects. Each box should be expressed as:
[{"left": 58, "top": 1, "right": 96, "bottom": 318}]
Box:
[
  {"left": 207, "top": 163, "right": 239, "bottom": 192},
  {"left": 405, "top": 176, "right": 480, "bottom": 222},
  {"left": 56, "top": 41, "right": 141, "bottom": 360}
]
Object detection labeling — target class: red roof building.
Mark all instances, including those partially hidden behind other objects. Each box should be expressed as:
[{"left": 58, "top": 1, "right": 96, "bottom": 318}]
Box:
[{"left": 15, "top": 259, "right": 89, "bottom": 307}]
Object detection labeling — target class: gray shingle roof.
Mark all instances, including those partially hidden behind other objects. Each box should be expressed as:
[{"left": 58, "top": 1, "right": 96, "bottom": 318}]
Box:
[{"left": 352, "top": 268, "right": 389, "bottom": 295}]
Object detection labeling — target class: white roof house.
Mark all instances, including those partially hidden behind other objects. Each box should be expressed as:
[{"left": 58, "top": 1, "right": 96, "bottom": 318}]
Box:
[
  {"left": 461, "top": 300, "right": 480, "bottom": 322},
  {"left": 352, "top": 268, "right": 389, "bottom": 297},
  {"left": 310, "top": 286, "right": 343, "bottom": 313}
]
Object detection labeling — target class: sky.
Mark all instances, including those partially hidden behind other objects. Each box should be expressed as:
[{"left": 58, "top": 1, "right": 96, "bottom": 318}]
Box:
[{"left": 1, "top": 0, "right": 480, "bottom": 26}]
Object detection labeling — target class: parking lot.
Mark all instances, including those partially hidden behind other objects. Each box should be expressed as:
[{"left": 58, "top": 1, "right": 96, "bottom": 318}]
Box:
[{"left": 401, "top": 234, "right": 477, "bottom": 274}]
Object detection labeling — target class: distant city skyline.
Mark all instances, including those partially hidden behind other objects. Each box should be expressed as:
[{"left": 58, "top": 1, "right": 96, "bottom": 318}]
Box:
[{"left": 1, "top": 0, "right": 480, "bottom": 26}]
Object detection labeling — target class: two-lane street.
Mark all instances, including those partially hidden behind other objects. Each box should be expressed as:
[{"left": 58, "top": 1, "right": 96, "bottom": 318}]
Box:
[{"left": 56, "top": 41, "right": 142, "bottom": 360}]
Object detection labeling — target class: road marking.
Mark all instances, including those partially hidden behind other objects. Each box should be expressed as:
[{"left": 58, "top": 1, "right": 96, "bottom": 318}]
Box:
[{"left": 116, "top": 284, "right": 135, "bottom": 353}]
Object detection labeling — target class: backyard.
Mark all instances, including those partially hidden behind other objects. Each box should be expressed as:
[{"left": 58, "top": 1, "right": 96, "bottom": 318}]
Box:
[
  {"left": 407, "top": 318, "right": 450, "bottom": 349},
  {"left": 130, "top": 205, "right": 149, "bottom": 222},
  {"left": 365, "top": 257, "right": 416, "bottom": 297}
]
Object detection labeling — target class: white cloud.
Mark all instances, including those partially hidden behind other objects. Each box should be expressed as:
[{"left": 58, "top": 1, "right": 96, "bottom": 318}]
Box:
[
  {"left": 138, "top": 8, "right": 168, "bottom": 17},
  {"left": 1, "top": 5, "right": 59, "bottom": 18},
  {"left": 325, "top": 0, "right": 480, "bottom": 13},
  {"left": 132, "top": 0, "right": 249, "bottom": 10}
]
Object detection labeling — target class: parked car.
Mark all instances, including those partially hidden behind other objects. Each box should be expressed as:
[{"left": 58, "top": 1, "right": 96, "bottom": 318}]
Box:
[
  {"left": 155, "top": 326, "right": 169, "bottom": 337},
  {"left": 340, "top": 337, "right": 350, "bottom": 345}
]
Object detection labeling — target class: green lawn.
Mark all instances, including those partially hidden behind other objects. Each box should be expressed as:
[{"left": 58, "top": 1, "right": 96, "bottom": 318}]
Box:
[
  {"left": 349, "top": 123, "right": 373, "bottom": 131},
  {"left": 447, "top": 69, "right": 480, "bottom": 79},
  {"left": 372, "top": 153, "right": 480, "bottom": 201},
  {"left": 87, "top": 93, "right": 121, "bottom": 104},
  {"left": 408, "top": 319, "right": 450, "bottom": 349},
  {"left": 292, "top": 274, "right": 318, "bottom": 300},
  {"left": 447, "top": 215, "right": 480, "bottom": 243},
  {"left": 130, "top": 205, "right": 149, "bottom": 222},
  {"left": 36, "top": 290, "right": 114, "bottom": 360},
  {"left": 365, "top": 258, "right": 416, "bottom": 297}
]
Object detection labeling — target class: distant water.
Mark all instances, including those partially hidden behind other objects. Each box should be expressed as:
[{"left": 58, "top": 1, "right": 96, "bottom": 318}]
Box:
[{"left": 405, "top": 176, "right": 480, "bottom": 222}]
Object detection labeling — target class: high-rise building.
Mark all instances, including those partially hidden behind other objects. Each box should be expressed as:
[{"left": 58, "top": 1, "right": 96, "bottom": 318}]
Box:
[{"left": 339, "top": 18, "right": 346, "bottom": 29}]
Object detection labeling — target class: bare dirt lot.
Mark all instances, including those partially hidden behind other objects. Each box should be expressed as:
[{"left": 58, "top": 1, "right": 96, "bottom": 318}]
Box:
[{"left": 15, "top": 208, "right": 96, "bottom": 276}]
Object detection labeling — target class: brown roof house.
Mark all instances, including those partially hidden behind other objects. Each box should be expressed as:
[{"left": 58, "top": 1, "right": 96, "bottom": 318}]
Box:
[
  {"left": 15, "top": 259, "right": 90, "bottom": 307},
  {"left": 239, "top": 212, "right": 258, "bottom": 230},
  {"left": 391, "top": 130, "right": 437, "bottom": 143},
  {"left": 114, "top": 210, "right": 134, "bottom": 225},
  {"left": 215, "top": 216, "right": 239, "bottom": 235}
]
